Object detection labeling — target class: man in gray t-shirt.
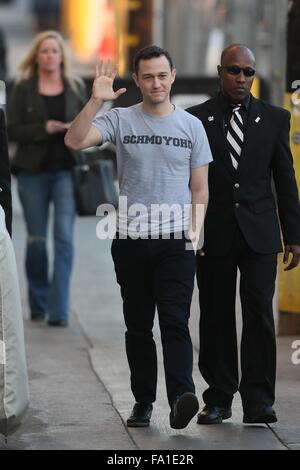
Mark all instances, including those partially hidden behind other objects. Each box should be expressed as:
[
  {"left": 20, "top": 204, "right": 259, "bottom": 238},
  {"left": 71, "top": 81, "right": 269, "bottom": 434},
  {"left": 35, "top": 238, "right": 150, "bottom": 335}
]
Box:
[
  {"left": 65, "top": 46, "right": 212, "bottom": 430},
  {"left": 92, "top": 103, "right": 212, "bottom": 236}
]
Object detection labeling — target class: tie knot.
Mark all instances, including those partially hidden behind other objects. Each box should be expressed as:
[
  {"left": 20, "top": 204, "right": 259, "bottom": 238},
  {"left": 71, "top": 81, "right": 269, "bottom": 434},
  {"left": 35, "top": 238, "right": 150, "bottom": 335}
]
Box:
[{"left": 231, "top": 104, "right": 242, "bottom": 113}]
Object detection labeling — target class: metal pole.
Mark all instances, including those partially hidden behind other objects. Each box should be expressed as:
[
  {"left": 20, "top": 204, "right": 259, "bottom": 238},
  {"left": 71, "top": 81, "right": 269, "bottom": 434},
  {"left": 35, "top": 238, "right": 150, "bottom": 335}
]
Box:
[
  {"left": 164, "top": 0, "right": 217, "bottom": 75},
  {"left": 270, "top": 0, "right": 288, "bottom": 106},
  {"left": 152, "top": 0, "right": 165, "bottom": 47},
  {"left": 224, "top": 0, "right": 258, "bottom": 53}
]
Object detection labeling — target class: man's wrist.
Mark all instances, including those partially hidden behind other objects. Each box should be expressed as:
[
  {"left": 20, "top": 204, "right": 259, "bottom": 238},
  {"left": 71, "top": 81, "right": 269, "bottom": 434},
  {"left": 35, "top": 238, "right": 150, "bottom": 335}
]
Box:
[{"left": 90, "top": 96, "right": 104, "bottom": 107}]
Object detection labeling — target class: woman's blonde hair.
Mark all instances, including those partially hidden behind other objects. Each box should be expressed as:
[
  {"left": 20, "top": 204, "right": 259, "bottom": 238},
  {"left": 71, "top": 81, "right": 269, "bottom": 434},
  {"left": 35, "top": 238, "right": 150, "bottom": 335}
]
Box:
[{"left": 17, "top": 30, "right": 80, "bottom": 94}]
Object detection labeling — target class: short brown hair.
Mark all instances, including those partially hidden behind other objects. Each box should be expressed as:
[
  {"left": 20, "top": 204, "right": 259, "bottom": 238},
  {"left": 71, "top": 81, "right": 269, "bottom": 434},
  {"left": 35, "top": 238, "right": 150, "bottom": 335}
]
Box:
[{"left": 133, "top": 45, "right": 173, "bottom": 74}]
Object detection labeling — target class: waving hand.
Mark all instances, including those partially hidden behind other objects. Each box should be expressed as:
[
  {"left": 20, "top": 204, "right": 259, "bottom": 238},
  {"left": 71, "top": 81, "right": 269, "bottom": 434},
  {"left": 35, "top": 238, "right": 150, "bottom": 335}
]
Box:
[{"left": 92, "top": 60, "right": 127, "bottom": 103}]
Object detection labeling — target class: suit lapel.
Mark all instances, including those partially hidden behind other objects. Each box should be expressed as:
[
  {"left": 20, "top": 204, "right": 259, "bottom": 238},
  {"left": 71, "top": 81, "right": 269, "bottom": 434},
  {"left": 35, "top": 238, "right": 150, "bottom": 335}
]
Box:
[
  {"left": 236, "top": 96, "right": 266, "bottom": 178},
  {"left": 204, "top": 98, "right": 236, "bottom": 178},
  {"left": 205, "top": 95, "right": 267, "bottom": 179}
]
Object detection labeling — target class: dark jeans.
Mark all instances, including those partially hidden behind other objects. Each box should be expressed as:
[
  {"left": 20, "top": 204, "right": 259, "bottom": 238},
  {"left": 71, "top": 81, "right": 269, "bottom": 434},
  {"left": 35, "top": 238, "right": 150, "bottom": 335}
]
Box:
[
  {"left": 197, "top": 227, "right": 277, "bottom": 410},
  {"left": 111, "top": 235, "right": 196, "bottom": 407}
]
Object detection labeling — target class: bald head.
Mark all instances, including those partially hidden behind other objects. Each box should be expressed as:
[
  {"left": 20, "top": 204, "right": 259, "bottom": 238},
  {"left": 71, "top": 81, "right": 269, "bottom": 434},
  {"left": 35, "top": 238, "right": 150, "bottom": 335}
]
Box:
[
  {"left": 218, "top": 44, "right": 256, "bottom": 103},
  {"left": 221, "top": 44, "right": 255, "bottom": 66}
]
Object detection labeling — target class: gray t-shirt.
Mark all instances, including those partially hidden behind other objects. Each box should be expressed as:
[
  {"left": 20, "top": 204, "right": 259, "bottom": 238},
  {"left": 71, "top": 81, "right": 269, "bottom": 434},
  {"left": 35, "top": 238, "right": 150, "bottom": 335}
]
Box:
[{"left": 92, "top": 103, "right": 212, "bottom": 235}]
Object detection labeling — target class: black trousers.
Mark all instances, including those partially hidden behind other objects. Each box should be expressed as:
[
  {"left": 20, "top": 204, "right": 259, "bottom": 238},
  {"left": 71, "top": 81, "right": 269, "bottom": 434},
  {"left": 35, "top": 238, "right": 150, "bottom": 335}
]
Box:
[
  {"left": 197, "top": 227, "right": 277, "bottom": 410},
  {"left": 111, "top": 235, "right": 196, "bottom": 407}
]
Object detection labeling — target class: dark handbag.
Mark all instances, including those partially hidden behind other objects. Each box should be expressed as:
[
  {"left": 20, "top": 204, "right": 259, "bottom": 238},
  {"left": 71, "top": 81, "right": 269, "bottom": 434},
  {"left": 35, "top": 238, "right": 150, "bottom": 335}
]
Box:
[{"left": 72, "top": 150, "right": 118, "bottom": 216}]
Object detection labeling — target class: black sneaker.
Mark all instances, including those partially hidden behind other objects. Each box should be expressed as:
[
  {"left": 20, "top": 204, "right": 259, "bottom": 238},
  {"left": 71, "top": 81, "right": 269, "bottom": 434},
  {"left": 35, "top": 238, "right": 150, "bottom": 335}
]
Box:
[
  {"left": 31, "top": 312, "right": 45, "bottom": 321},
  {"left": 170, "top": 392, "right": 199, "bottom": 429},
  {"left": 47, "top": 319, "right": 68, "bottom": 327},
  {"left": 127, "top": 403, "right": 153, "bottom": 427}
]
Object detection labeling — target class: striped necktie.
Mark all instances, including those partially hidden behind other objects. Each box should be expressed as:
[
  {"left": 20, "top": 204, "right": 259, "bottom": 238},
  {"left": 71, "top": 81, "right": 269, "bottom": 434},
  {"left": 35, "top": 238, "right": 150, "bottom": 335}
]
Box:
[{"left": 227, "top": 104, "right": 243, "bottom": 170}]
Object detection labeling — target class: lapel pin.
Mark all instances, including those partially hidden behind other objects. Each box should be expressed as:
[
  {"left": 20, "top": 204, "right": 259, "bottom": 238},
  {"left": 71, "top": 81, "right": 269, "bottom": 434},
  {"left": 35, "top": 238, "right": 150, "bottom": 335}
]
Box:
[
  {"left": 255, "top": 116, "right": 261, "bottom": 123},
  {"left": 208, "top": 116, "right": 214, "bottom": 122}
]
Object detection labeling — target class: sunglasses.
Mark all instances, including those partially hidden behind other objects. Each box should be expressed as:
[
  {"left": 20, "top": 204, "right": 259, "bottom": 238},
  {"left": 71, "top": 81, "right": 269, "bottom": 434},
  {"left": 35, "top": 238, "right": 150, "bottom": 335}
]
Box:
[{"left": 221, "top": 65, "right": 256, "bottom": 77}]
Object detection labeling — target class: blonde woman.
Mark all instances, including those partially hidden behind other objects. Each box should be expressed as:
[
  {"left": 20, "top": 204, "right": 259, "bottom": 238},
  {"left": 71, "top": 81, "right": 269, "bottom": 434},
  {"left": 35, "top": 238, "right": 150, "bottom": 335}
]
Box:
[{"left": 7, "top": 31, "right": 86, "bottom": 326}]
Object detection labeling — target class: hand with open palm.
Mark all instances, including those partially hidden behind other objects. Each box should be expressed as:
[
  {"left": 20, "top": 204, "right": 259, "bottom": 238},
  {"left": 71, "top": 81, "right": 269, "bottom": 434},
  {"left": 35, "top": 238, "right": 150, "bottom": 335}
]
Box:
[{"left": 92, "top": 59, "right": 127, "bottom": 104}]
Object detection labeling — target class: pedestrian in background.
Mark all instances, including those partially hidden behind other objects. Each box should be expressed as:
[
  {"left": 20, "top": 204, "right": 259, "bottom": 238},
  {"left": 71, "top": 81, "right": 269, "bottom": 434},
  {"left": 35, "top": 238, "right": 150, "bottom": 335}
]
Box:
[
  {"left": 65, "top": 46, "right": 212, "bottom": 429},
  {"left": 7, "top": 31, "right": 86, "bottom": 326},
  {"left": 187, "top": 44, "right": 300, "bottom": 425}
]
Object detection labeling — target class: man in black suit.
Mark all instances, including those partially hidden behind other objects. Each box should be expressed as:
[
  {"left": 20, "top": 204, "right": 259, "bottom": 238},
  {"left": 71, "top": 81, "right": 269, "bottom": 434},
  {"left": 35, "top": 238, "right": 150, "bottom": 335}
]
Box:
[
  {"left": 0, "top": 107, "right": 12, "bottom": 235},
  {"left": 187, "top": 44, "right": 300, "bottom": 425}
]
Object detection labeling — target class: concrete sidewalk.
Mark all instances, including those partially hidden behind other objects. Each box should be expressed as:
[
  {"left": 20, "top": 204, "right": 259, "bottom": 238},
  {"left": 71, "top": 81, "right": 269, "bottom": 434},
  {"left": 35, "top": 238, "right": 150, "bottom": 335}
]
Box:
[{"left": 0, "top": 211, "right": 299, "bottom": 450}]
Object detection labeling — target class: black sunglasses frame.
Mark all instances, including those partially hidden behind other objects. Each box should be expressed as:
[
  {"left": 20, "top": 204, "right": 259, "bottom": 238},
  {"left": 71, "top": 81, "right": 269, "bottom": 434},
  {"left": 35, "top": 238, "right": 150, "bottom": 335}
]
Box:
[{"left": 220, "top": 65, "right": 256, "bottom": 77}]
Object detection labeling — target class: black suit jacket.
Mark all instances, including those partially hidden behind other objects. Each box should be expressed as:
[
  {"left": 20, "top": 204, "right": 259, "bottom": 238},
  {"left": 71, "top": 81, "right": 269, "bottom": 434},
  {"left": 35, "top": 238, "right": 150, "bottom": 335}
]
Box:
[
  {"left": 0, "top": 108, "right": 12, "bottom": 236},
  {"left": 187, "top": 94, "right": 300, "bottom": 255}
]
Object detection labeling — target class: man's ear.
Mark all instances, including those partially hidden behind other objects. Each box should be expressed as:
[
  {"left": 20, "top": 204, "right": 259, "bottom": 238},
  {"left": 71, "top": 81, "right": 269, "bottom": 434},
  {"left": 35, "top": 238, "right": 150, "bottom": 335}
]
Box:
[
  {"left": 132, "top": 73, "right": 139, "bottom": 88},
  {"left": 217, "top": 65, "right": 222, "bottom": 77},
  {"left": 171, "top": 68, "right": 176, "bottom": 83}
]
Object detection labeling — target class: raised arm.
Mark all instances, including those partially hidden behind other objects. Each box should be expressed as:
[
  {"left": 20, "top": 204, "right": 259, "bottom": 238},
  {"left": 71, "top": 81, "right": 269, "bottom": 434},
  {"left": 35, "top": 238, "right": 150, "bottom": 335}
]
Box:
[{"left": 65, "top": 60, "right": 126, "bottom": 150}]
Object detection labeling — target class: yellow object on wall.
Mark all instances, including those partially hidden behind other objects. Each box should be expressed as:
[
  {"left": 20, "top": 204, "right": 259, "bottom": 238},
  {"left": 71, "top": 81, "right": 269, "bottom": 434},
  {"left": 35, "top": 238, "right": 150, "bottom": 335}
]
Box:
[
  {"left": 278, "top": 92, "right": 300, "bottom": 314},
  {"left": 62, "top": 0, "right": 128, "bottom": 74},
  {"left": 251, "top": 76, "right": 260, "bottom": 99},
  {"left": 63, "top": 0, "right": 108, "bottom": 60}
]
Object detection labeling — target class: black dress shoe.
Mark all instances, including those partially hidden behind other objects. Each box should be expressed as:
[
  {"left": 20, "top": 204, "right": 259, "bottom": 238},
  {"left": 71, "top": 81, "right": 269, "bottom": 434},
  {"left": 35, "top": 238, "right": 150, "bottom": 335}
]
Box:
[
  {"left": 243, "top": 405, "right": 277, "bottom": 424},
  {"left": 197, "top": 405, "right": 232, "bottom": 424},
  {"left": 127, "top": 403, "right": 153, "bottom": 427},
  {"left": 170, "top": 392, "right": 199, "bottom": 429}
]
